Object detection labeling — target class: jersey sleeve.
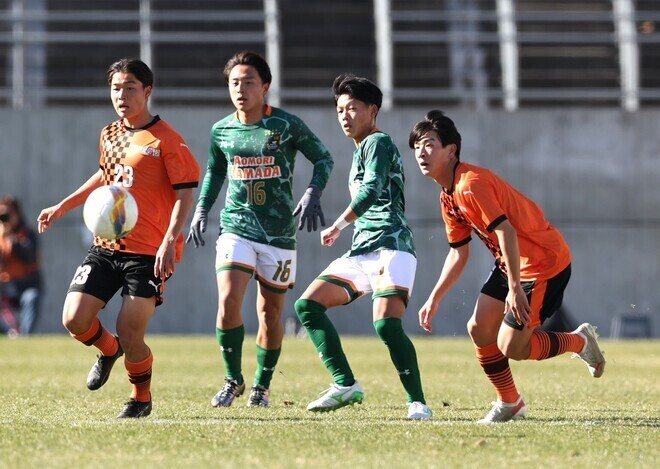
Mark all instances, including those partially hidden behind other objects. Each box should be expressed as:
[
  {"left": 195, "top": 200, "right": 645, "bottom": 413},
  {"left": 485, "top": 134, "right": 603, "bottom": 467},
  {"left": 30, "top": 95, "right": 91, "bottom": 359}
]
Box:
[
  {"left": 197, "top": 131, "right": 229, "bottom": 211},
  {"left": 292, "top": 116, "right": 334, "bottom": 190},
  {"left": 349, "top": 138, "right": 389, "bottom": 217},
  {"left": 161, "top": 134, "right": 200, "bottom": 191},
  {"left": 460, "top": 177, "right": 507, "bottom": 232}
]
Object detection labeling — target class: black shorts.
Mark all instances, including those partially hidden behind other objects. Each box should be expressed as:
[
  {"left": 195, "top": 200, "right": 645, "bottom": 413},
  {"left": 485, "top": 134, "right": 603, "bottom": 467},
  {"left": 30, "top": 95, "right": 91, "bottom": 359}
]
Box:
[
  {"left": 67, "top": 246, "right": 166, "bottom": 306},
  {"left": 480, "top": 262, "right": 571, "bottom": 330}
]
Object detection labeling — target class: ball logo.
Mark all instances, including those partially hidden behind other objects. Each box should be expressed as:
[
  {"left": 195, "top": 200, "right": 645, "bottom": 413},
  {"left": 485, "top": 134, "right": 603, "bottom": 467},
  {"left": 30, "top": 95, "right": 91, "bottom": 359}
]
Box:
[
  {"left": 108, "top": 186, "right": 130, "bottom": 238},
  {"left": 83, "top": 185, "right": 138, "bottom": 240}
]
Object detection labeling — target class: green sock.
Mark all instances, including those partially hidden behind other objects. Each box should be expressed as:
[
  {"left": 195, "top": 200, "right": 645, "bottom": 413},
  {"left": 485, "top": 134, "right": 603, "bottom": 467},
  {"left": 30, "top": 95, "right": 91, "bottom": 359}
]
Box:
[
  {"left": 216, "top": 325, "right": 244, "bottom": 384},
  {"left": 254, "top": 344, "right": 281, "bottom": 388},
  {"left": 294, "top": 298, "right": 354, "bottom": 386},
  {"left": 374, "top": 318, "right": 425, "bottom": 404}
]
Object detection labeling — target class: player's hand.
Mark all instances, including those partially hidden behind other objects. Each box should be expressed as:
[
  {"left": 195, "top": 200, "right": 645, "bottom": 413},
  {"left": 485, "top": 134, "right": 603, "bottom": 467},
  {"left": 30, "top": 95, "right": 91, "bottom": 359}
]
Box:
[
  {"left": 37, "top": 204, "right": 63, "bottom": 234},
  {"left": 293, "top": 185, "right": 325, "bottom": 232},
  {"left": 418, "top": 298, "right": 439, "bottom": 333},
  {"left": 186, "top": 206, "right": 207, "bottom": 248},
  {"left": 506, "top": 284, "right": 532, "bottom": 328},
  {"left": 321, "top": 225, "right": 340, "bottom": 246},
  {"left": 155, "top": 240, "right": 176, "bottom": 280}
]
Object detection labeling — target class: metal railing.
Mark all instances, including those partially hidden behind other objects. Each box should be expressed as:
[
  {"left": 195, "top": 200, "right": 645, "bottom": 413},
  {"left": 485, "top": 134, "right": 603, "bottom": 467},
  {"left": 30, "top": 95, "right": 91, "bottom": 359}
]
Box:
[{"left": 1, "top": 0, "right": 660, "bottom": 110}]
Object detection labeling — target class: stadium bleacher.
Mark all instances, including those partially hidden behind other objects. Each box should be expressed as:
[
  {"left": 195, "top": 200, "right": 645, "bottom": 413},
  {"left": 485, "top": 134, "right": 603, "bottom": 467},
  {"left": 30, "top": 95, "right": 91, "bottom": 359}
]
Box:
[{"left": 0, "top": 0, "right": 659, "bottom": 109}]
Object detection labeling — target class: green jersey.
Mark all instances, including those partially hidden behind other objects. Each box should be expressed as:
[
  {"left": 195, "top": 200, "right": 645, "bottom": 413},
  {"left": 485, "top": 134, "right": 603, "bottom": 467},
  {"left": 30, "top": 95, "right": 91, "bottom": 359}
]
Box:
[
  {"left": 198, "top": 106, "right": 333, "bottom": 249},
  {"left": 346, "top": 131, "right": 415, "bottom": 257}
]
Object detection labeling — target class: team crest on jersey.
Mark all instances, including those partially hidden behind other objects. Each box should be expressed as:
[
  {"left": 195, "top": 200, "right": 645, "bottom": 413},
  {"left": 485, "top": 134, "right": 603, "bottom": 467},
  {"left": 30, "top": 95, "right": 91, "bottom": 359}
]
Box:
[
  {"left": 265, "top": 130, "right": 281, "bottom": 151},
  {"left": 136, "top": 145, "right": 161, "bottom": 157}
]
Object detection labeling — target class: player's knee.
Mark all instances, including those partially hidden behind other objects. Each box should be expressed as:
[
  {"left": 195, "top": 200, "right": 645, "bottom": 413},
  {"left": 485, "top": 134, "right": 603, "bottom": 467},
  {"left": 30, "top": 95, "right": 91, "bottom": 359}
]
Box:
[
  {"left": 466, "top": 317, "right": 480, "bottom": 340},
  {"left": 217, "top": 294, "right": 241, "bottom": 316},
  {"left": 116, "top": 328, "right": 143, "bottom": 355},
  {"left": 294, "top": 298, "right": 326, "bottom": 326},
  {"left": 61, "top": 306, "right": 87, "bottom": 335},
  {"left": 257, "top": 308, "right": 282, "bottom": 330}
]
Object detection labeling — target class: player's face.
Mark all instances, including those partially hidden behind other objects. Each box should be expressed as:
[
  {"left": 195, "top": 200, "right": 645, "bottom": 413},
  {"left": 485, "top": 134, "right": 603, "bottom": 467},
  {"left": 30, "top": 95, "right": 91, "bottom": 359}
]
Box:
[
  {"left": 413, "top": 131, "right": 455, "bottom": 180},
  {"left": 336, "top": 95, "right": 378, "bottom": 144},
  {"left": 228, "top": 65, "right": 269, "bottom": 114},
  {"left": 110, "top": 72, "right": 151, "bottom": 123}
]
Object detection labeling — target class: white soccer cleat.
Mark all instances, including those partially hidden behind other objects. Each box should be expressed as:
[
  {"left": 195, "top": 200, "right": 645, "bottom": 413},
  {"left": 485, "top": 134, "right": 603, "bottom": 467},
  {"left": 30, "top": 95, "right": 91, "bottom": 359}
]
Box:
[
  {"left": 247, "top": 385, "right": 270, "bottom": 407},
  {"left": 572, "top": 323, "right": 606, "bottom": 378},
  {"left": 211, "top": 378, "right": 245, "bottom": 407},
  {"left": 306, "top": 381, "right": 365, "bottom": 412},
  {"left": 407, "top": 401, "right": 433, "bottom": 420},
  {"left": 477, "top": 394, "right": 526, "bottom": 424}
]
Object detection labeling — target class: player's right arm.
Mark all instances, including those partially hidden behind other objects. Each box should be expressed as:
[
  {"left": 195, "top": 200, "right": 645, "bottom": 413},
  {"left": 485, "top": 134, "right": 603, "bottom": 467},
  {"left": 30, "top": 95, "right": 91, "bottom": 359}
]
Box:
[
  {"left": 37, "top": 169, "right": 104, "bottom": 234},
  {"left": 418, "top": 243, "right": 470, "bottom": 333}
]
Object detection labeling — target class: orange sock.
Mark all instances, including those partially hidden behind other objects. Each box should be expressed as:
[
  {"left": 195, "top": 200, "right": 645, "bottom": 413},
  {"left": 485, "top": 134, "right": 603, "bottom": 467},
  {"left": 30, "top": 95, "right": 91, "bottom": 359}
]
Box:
[
  {"left": 528, "top": 331, "right": 585, "bottom": 360},
  {"left": 475, "top": 342, "right": 519, "bottom": 403},
  {"left": 125, "top": 352, "right": 153, "bottom": 402},
  {"left": 72, "top": 317, "right": 119, "bottom": 357}
]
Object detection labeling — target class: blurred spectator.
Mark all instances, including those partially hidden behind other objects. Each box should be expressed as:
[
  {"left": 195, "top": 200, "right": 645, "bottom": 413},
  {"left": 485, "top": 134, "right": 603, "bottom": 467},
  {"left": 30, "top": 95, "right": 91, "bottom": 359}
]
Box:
[{"left": 0, "top": 196, "right": 42, "bottom": 336}]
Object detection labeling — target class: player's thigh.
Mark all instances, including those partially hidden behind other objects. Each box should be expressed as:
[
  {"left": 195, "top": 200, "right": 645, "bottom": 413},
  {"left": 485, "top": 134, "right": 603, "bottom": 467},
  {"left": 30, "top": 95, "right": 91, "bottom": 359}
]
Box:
[
  {"left": 62, "top": 292, "right": 106, "bottom": 334},
  {"left": 305, "top": 256, "right": 371, "bottom": 308},
  {"left": 256, "top": 284, "right": 287, "bottom": 319},
  {"left": 299, "top": 279, "right": 351, "bottom": 308},
  {"left": 502, "top": 264, "right": 571, "bottom": 332}
]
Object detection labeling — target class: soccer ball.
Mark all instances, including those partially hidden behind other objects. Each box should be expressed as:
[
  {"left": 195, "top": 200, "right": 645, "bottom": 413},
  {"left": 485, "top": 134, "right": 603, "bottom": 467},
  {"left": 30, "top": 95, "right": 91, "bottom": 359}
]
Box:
[{"left": 83, "top": 186, "right": 138, "bottom": 239}]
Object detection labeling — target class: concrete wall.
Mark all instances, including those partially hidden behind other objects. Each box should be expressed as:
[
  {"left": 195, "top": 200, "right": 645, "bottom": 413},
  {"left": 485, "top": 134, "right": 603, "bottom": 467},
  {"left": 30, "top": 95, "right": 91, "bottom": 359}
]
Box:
[{"left": 2, "top": 106, "right": 659, "bottom": 337}]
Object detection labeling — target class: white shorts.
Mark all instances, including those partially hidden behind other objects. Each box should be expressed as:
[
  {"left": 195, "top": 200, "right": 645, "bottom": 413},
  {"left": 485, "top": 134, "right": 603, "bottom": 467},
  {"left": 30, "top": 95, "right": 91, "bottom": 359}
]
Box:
[
  {"left": 317, "top": 250, "right": 416, "bottom": 305},
  {"left": 216, "top": 232, "right": 296, "bottom": 293}
]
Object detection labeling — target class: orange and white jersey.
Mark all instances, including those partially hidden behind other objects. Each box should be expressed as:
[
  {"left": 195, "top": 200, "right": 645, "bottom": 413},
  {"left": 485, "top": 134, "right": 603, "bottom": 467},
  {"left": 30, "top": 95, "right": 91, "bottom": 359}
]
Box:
[
  {"left": 95, "top": 116, "right": 200, "bottom": 262},
  {"left": 440, "top": 162, "right": 571, "bottom": 281}
]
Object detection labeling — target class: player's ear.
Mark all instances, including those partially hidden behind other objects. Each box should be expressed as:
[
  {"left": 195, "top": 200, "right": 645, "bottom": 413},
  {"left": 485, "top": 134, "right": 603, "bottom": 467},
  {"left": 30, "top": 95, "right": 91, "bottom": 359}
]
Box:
[
  {"left": 263, "top": 82, "right": 270, "bottom": 95},
  {"left": 370, "top": 103, "right": 379, "bottom": 120},
  {"left": 144, "top": 85, "right": 152, "bottom": 99}
]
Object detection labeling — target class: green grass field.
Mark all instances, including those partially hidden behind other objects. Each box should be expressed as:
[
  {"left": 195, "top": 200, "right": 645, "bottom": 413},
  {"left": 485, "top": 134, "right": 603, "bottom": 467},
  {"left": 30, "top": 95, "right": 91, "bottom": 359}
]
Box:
[{"left": 1, "top": 335, "right": 658, "bottom": 468}]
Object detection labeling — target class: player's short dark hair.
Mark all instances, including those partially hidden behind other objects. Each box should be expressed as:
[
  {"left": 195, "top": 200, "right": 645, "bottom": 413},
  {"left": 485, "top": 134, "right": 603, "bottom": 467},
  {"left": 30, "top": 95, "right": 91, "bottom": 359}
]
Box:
[
  {"left": 332, "top": 73, "right": 382, "bottom": 109},
  {"left": 223, "top": 50, "right": 272, "bottom": 84},
  {"left": 106, "top": 58, "right": 154, "bottom": 88},
  {"left": 408, "top": 110, "right": 462, "bottom": 159}
]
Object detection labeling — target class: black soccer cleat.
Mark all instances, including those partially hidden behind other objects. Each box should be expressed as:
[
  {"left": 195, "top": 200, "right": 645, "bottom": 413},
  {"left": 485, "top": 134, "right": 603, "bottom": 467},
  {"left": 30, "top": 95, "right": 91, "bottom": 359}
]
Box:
[
  {"left": 117, "top": 398, "right": 152, "bottom": 419},
  {"left": 86, "top": 340, "right": 124, "bottom": 391}
]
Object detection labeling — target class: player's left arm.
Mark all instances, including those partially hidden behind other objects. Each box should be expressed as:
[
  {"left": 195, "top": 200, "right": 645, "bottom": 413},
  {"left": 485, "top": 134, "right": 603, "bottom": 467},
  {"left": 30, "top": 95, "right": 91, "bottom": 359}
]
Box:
[
  {"left": 293, "top": 117, "right": 335, "bottom": 231},
  {"left": 493, "top": 219, "right": 532, "bottom": 328},
  {"left": 322, "top": 139, "right": 387, "bottom": 246},
  {"left": 155, "top": 188, "right": 194, "bottom": 279}
]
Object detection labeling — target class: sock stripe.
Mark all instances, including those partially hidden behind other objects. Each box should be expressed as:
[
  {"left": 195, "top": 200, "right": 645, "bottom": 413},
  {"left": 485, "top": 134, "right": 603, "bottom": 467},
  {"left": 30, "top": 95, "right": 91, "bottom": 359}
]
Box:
[
  {"left": 476, "top": 343, "right": 519, "bottom": 403},
  {"left": 128, "top": 371, "right": 152, "bottom": 384},
  {"left": 125, "top": 352, "right": 153, "bottom": 402},
  {"left": 84, "top": 325, "right": 103, "bottom": 346},
  {"left": 481, "top": 358, "right": 511, "bottom": 375},
  {"left": 529, "top": 331, "right": 584, "bottom": 360}
]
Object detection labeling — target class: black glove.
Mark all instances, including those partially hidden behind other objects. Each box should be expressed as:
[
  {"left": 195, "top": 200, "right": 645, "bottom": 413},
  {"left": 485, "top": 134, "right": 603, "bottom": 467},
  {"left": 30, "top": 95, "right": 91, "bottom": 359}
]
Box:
[
  {"left": 293, "top": 185, "right": 325, "bottom": 232},
  {"left": 186, "top": 207, "right": 207, "bottom": 247}
]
